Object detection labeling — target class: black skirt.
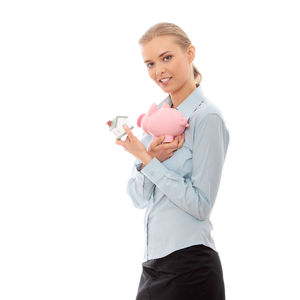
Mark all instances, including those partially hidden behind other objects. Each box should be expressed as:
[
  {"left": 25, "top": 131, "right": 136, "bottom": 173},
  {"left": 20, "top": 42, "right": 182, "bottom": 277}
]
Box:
[{"left": 136, "top": 244, "right": 225, "bottom": 300}]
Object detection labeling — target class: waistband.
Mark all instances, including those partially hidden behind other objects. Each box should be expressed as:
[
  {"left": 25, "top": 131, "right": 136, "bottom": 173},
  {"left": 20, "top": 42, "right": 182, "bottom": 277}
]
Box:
[{"left": 142, "top": 244, "right": 219, "bottom": 272}]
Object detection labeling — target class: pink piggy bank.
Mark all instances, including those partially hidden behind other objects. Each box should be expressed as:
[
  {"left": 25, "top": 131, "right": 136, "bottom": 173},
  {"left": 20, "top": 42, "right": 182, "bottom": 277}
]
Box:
[{"left": 137, "top": 102, "right": 189, "bottom": 143}]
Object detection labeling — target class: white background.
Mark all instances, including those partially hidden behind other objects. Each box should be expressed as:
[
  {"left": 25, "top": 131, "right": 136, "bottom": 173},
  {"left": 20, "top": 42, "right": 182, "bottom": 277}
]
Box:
[{"left": 1, "top": 0, "right": 300, "bottom": 299}]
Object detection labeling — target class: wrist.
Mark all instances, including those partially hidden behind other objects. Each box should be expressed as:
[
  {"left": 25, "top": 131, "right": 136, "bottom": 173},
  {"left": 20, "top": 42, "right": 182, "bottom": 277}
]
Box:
[{"left": 139, "top": 151, "right": 153, "bottom": 167}]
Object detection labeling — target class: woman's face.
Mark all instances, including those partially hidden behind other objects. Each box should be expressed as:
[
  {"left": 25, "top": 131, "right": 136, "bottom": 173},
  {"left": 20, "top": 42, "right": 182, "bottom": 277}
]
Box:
[{"left": 141, "top": 35, "right": 195, "bottom": 94}]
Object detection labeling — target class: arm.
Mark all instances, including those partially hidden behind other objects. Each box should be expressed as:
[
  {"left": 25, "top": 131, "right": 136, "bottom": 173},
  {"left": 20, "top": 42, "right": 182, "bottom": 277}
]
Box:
[
  {"left": 115, "top": 127, "right": 154, "bottom": 209},
  {"left": 126, "top": 135, "right": 156, "bottom": 209},
  {"left": 140, "top": 113, "right": 230, "bottom": 220},
  {"left": 120, "top": 126, "right": 186, "bottom": 210}
]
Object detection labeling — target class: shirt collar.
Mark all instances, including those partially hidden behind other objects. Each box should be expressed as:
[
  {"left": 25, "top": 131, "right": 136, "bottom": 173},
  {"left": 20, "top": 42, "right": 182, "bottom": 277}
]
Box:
[{"left": 157, "top": 85, "right": 206, "bottom": 120}]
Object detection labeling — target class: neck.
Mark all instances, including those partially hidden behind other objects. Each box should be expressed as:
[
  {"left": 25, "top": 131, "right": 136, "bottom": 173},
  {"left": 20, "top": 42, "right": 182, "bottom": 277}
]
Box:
[{"left": 169, "top": 81, "right": 196, "bottom": 108}]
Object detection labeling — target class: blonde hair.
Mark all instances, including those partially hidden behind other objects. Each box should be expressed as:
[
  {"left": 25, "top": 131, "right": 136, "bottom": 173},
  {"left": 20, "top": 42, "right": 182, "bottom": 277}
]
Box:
[{"left": 139, "top": 22, "right": 202, "bottom": 87}]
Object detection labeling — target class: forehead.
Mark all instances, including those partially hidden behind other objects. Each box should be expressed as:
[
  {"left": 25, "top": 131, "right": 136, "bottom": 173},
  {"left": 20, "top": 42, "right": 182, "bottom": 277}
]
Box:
[{"left": 141, "top": 35, "right": 182, "bottom": 59}]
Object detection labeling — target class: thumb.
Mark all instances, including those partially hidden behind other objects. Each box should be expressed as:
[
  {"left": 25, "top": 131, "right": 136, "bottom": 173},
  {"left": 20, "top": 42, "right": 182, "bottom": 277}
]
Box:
[{"left": 153, "top": 135, "right": 165, "bottom": 145}]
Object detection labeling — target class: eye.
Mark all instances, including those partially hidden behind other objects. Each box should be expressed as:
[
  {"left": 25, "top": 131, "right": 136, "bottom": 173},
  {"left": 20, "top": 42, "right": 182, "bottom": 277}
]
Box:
[
  {"left": 147, "top": 62, "right": 154, "bottom": 68},
  {"left": 163, "top": 55, "right": 172, "bottom": 61}
]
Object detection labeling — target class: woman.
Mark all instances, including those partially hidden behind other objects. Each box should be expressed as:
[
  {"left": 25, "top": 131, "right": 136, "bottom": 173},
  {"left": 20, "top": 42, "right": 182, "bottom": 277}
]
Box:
[{"left": 116, "top": 22, "right": 230, "bottom": 300}]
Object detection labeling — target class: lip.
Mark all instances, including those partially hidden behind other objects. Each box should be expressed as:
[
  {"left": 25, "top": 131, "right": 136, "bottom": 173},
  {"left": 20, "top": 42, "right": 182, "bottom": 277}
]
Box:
[{"left": 158, "top": 77, "right": 172, "bottom": 86}]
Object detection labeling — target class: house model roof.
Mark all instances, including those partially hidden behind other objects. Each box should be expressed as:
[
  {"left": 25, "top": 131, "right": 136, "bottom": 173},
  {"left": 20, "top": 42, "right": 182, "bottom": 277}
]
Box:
[
  {"left": 107, "top": 116, "right": 129, "bottom": 131},
  {"left": 107, "top": 116, "right": 134, "bottom": 139}
]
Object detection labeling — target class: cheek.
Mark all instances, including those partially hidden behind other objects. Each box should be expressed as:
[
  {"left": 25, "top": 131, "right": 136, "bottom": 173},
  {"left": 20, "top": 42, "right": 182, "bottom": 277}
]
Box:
[
  {"left": 177, "top": 61, "right": 190, "bottom": 80},
  {"left": 148, "top": 69, "right": 156, "bottom": 80},
  {"left": 172, "top": 59, "right": 187, "bottom": 77}
]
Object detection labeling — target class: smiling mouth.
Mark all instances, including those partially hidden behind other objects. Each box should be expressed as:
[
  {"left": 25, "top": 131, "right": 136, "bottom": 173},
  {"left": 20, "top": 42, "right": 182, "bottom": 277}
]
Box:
[{"left": 159, "top": 77, "right": 172, "bottom": 84}]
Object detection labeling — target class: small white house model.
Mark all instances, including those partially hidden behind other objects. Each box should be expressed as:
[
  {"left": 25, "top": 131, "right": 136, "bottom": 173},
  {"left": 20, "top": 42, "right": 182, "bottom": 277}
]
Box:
[{"left": 106, "top": 116, "right": 134, "bottom": 139}]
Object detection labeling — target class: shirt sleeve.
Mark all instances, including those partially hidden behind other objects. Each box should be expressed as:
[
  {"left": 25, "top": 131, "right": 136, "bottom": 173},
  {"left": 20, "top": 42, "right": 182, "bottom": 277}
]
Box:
[
  {"left": 126, "top": 136, "right": 156, "bottom": 209},
  {"left": 140, "top": 113, "right": 230, "bottom": 220}
]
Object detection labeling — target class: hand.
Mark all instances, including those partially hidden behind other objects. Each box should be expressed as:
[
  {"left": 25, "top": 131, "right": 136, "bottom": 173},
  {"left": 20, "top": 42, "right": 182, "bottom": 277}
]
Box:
[
  {"left": 115, "top": 125, "right": 152, "bottom": 164},
  {"left": 148, "top": 133, "right": 185, "bottom": 162}
]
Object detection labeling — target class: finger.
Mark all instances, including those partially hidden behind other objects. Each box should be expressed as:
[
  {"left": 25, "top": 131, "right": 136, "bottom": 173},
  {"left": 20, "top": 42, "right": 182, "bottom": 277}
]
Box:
[
  {"left": 123, "top": 125, "right": 134, "bottom": 139},
  {"left": 178, "top": 134, "right": 185, "bottom": 148},
  {"left": 181, "top": 133, "right": 185, "bottom": 140},
  {"left": 154, "top": 136, "right": 165, "bottom": 145},
  {"left": 150, "top": 136, "right": 164, "bottom": 148},
  {"left": 115, "top": 138, "right": 126, "bottom": 147},
  {"left": 170, "top": 136, "right": 179, "bottom": 147},
  {"left": 168, "top": 151, "right": 174, "bottom": 157},
  {"left": 116, "top": 136, "right": 130, "bottom": 150},
  {"left": 159, "top": 135, "right": 165, "bottom": 142},
  {"left": 163, "top": 140, "right": 178, "bottom": 151}
]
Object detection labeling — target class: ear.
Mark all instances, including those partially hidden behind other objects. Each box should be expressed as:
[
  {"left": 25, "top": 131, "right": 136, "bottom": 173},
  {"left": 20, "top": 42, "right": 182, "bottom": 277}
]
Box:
[
  {"left": 148, "top": 103, "right": 158, "bottom": 116},
  {"left": 187, "top": 45, "right": 195, "bottom": 63}
]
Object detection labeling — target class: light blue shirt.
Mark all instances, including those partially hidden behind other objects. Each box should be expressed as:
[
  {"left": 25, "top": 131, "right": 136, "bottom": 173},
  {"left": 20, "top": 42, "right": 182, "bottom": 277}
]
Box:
[{"left": 126, "top": 86, "right": 230, "bottom": 261}]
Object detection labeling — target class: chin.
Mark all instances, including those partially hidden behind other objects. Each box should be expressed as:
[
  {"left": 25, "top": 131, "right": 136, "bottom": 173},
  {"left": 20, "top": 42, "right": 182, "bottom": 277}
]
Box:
[
  {"left": 161, "top": 87, "right": 173, "bottom": 94},
  {"left": 159, "top": 83, "right": 178, "bottom": 94},
  {"left": 163, "top": 86, "right": 179, "bottom": 95}
]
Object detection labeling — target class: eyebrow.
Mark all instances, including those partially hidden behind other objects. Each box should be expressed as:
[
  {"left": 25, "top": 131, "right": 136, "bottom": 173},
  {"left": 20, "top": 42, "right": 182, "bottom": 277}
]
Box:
[{"left": 144, "top": 51, "right": 173, "bottom": 63}]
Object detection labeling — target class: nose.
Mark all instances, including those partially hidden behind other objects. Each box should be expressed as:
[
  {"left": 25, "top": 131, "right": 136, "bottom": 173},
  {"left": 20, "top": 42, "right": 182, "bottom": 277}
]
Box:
[{"left": 155, "top": 62, "right": 166, "bottom": 77}]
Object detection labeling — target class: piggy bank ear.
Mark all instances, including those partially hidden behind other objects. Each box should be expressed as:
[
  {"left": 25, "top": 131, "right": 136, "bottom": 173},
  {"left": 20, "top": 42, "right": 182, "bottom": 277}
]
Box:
[
  {"left": 137, "top": 113, "right": 146, "bottom": 128},
  {"left": 162, "top": 102, "right": 170, "bottom": 109},
  {"left": 179, "top": 116, "right": 189, "bottom": 127},
  {"left": 148, "top": 103, "right": 158, "bottom": 116}
]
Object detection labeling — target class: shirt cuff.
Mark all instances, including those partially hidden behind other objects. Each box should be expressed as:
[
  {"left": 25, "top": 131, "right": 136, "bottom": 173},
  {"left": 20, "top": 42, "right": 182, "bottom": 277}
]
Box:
[
  {"left": 134, "top": 160, "right": 155, "bottom": 187},
  {"left": 135, "top": 162, "right": 143, "bottom": 172},
  {"left": 141, "top": 157, "right": 169, "bottom": 184}
]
